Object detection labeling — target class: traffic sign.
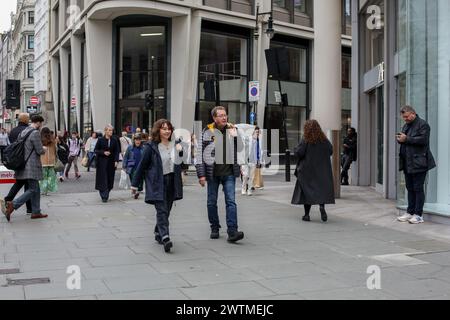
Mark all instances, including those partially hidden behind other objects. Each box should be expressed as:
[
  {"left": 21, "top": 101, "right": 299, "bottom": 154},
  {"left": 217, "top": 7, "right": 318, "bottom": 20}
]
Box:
[
  {"left": 249, "top": 81, "right": 260, "bottom": 102},
  {"left": 71, "top": 96, "right": 77, "bottom": 106},
  {"left": 30, "top": 96, "right": 39, "bottom": 105}
]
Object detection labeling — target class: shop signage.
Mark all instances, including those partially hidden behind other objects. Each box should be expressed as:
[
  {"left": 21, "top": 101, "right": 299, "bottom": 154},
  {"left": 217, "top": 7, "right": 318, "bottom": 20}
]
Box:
[{"left": 249, "top": 81, "right": 260, "bottom": 102}]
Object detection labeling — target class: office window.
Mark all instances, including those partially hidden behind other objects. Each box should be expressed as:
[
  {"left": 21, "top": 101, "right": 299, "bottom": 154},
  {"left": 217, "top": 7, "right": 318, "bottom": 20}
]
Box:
[
  {"left": 294, "top": 0, "right": 307, "bottom": 13},
  {"left": 273, "top": 0, "right": 286, "bottom": 9},
  {"left": 28, "top": 11, "right": 35, "bottom": 24},
  {"left": 28, "top": 62, "right": 34, "bottom": 78},
  {"left": 27, "top": 35, "right": 34, "bottom": 50}
]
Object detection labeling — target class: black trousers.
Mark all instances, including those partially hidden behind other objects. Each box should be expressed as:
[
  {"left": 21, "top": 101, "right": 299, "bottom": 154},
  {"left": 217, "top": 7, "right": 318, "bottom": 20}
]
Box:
[
  {"left": 99, "top": 189, "right": 110, "bottom": 201},
  {"left": 154, "top": 173, "right": 175, "bottom": 241},
  {"left": 0, "top": 146, "right": 6, "bottom": 162},
  {"left": 404, "top": 172, "right": 427, "bottom": 216},
  {"left": 341, "top": 154, "right": 353, "bottom": 184},
  {"left": 5, "top": 179, "right": 32, "bottom": 213}
]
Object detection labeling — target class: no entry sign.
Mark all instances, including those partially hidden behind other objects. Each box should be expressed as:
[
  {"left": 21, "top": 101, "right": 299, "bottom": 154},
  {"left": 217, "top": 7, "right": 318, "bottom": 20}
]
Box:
[{"left": 30, "top": 96, "right": 39, "bottom": 105}]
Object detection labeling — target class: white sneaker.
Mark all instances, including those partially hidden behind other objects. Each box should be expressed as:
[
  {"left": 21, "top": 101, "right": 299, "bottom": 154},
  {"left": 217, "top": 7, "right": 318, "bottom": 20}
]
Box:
[
  {"left": 241, "top": 189, "right": 247, "bottom": 195},
  {"left": 409, "top": 215, "right": 424, "bottom": 224},
  {"left": 247, "top": 190, "right": 253, "bottom": 196},
  {"left": 397, "top": 213, "right": 413, "bottom": 222}
]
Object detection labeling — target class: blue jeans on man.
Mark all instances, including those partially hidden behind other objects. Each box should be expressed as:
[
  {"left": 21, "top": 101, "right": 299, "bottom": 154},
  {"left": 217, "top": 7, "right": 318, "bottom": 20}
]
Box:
[
  {"left": 207, "top": 175, "right": 238, "bottom": 235},
  {"left": 12, "top": 179, "right": 41, "bottom": 214}
]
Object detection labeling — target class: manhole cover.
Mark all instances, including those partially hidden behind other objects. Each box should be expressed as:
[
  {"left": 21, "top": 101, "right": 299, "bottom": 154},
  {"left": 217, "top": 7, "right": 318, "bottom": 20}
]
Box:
[
  {"left": 7, "top": 278, "right": 51, "bottom": 286},
  {"left": 0, "top": 269, "right": 20, "bottom": 275}
]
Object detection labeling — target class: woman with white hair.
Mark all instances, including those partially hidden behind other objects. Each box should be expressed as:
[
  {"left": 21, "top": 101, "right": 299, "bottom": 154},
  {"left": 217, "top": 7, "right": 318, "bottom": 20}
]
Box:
[{"left": 95, "top": 125, "right": 120, "bottom": 202}]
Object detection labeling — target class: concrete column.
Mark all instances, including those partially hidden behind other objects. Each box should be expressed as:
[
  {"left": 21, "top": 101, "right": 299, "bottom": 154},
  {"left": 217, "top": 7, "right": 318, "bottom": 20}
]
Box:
[
  {"left": 312, "top": 0, "right": 342, "bottom": 197},
  {"left": 85, "top": 19, "right": 113, "bottom": 131},
  {"left": 59, "top": 47, "right": 70, "bottom": 130},
  {"left": 50, "top": 56, "right": 60, "bottom": 131},
  {"left": 70, "top": 35, "right": 83, "bottom": 132}
]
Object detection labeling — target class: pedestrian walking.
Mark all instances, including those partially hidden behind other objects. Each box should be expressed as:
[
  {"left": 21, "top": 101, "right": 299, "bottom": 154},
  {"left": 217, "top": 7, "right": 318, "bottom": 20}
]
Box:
[
  {"left": 241, "top": 127, "right": 264, "bottom": 196},
  {"left": 195, "top": 106, "right": 245, "bottom": 243},
  {"left": 95, "top": 125, "right": 120, "bottom": 202},
  {"left": 3, "top": 115, "right": 47, "bottom": 222},
  {"left": 56, "top": 136, "right": 69, "bottom": 182},
  {"left": 396, "top": 106, "right": 436, "bottom": 224},
  {"left": 0, "top": 113, "right": 32, "bottom": 215},
  {"left": 292, "top": 120, "right": 335, "bottom": 222},
  {"left": 39, "top": 128, "right": 58, "bottom": 196},
  {"left": 64, "top": 132, "right": 82, "bottom": 179},
  {"left": 0, "top": 128, "right": 10, "bottom": 163},
  {"left": 131, "top": 119, "right": 184, "bottom": 253},
  {"left": 84, "top": 131, "right": 98, "bottom": 172},
  {"left": 123, "top": 134, "right": 144, "bottom": 199},
  {"left": 340, "top": 127, "right": 357, "bottom": 186},
  {"left": 119, "top": 131, "right": 132, "bottom": 161}
]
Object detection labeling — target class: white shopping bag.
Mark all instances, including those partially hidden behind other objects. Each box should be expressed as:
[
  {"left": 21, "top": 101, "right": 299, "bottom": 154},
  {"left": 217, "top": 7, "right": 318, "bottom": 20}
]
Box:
[{"left": 119, "top": 170, "right": 131, "bottom": 190}]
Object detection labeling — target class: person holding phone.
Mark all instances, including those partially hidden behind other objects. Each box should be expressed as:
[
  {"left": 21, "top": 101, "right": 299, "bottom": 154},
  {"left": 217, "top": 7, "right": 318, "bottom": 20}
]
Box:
[
  {"left": 95, "top": 125, "right": 120, "bottom": 203},
  {"left": 396, "top": 106, "right": 436, "bottom": 224}
]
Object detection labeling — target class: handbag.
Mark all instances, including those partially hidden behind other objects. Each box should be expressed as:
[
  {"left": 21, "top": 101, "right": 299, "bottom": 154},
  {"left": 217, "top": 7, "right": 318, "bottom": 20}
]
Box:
[
  {"left": 54, "top": 158, "right": 65, "bottom": 172},
  {"left": 81, "top": 155, "right": 89, "bottom": 167}
]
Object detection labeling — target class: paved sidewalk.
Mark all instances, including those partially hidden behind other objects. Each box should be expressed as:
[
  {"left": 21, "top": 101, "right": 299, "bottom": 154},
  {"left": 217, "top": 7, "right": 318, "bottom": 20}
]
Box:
[{"left": 1, "top": 174, "right": 450, "bottom": 300}]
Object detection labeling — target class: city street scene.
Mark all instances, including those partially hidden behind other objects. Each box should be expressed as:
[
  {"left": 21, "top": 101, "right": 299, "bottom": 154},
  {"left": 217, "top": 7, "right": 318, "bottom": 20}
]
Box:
[{"left": 0, "top": 0, "right": 450, "bottom": 305}]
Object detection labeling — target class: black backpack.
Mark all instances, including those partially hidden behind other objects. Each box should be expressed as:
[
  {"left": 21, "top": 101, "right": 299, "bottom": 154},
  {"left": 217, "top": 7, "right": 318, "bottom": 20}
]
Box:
[{"left": 3, "top": 129, "right": 36, "bottom": 171}]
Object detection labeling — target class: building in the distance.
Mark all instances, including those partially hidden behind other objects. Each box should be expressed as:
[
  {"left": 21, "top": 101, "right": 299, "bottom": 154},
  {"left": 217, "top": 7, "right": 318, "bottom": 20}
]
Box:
[
  {"left": 11, "top": 0, "right": 36, "bottom": 113},
  {"left": 48, "top": 0, "right": 352, "bottom": 148},
  {"left": 34, "top": 0, "right": 54, "bottom": 125},
  {"left": 352, "top": 0, "right": 450, "bottom": 220}
]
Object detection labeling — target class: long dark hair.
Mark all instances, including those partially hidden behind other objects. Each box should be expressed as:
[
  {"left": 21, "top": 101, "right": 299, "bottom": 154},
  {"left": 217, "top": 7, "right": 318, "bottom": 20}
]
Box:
[
  {"left": 41, "top": 127, "right": 54, "bottom": 146},
  {"left": 303, "top": 120, "right": 327, "bottom": 145},
  {"left": 151, "top": 119, "right": 174, "bottom": 143}
]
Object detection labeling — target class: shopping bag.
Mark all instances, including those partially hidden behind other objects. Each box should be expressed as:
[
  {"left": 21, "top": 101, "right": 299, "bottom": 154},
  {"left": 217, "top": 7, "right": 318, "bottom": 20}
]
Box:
[
  {"left": 253, "top": 167, "right": 264, "bottom": 188},
  {"left": 81, "top": 156, "right": 89, "bottom": 167},
  {"left": 119, "top": 170, "right": 131, "bottom": 190}
]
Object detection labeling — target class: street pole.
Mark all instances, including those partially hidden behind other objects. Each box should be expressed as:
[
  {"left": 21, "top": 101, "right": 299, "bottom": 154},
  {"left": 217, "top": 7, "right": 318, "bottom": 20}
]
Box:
[{"left": 151, "top": 56, "right": 155, "bottom": 125}]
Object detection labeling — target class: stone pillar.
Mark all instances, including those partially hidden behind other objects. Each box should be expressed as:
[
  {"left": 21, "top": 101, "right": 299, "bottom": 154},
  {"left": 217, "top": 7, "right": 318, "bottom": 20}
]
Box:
[{"left": 313, "top": 0, "right": 342, "bottom": 198}]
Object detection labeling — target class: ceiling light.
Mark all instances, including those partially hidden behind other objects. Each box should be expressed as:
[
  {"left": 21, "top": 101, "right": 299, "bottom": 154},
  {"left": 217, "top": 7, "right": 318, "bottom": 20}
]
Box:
[{"left": 140, "top": 33, "right": 163, "bottom": 37}]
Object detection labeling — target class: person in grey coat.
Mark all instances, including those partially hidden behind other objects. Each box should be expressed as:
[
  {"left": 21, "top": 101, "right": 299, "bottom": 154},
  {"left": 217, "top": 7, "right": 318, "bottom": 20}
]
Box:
[
  {"left": 291, "top": 120, "right": 335, "bottom": 222},
  {"left": 4, "top": 115, "right": 47, "bottom": 221}
]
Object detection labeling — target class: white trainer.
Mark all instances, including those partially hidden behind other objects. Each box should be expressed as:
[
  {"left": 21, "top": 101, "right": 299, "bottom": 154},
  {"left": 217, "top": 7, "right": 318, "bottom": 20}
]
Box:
[
  {"left": 409, "top": 215, "right": 424, "bottom": 224},
  {"left": 241, "top": 189, "right": 247, "bottom": 195},
  {"left": 397, "top": 213, "right": 413, "bottom": 222},
  {"left": 247, "top": 190, "right": 253, "bottom": 196}
]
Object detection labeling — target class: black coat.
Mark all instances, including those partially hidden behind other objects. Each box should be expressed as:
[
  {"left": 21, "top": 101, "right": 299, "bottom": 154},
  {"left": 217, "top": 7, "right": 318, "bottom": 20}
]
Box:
[
  {"left": 9, "top": 123, "right": 29, "bottom": 144},
  {"left": 132, "top": 141, "right": 183, "bottom": 205},
  {"left": 399, "top": 116, "right": 436, "bottom": 174},
  {"left": 343, "top": 136, "right": 357, "bottom": 162},
  {"left": 95, "top": 136, "right": 120, "bottom": 191},
  {"left": 292, "top": 139, "right": 335, "bottom": 205}
]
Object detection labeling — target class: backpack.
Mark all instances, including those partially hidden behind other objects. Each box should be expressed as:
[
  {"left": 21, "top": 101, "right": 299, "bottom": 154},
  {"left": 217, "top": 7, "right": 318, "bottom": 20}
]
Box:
[{"left": 3, "top": 129, "right": 36, "bottom": 171}]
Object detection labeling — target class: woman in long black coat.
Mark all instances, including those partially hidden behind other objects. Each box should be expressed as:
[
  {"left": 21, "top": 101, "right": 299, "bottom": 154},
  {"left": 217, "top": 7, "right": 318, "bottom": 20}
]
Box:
[
  {"left": 95, "top": 125, "right": 120, "bottom": 202},
  {"left": 292, "top": 120, "right": 335, "bottom": 222}
]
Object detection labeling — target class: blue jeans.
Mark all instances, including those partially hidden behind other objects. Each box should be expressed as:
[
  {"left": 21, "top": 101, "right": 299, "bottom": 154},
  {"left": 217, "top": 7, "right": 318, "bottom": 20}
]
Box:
[
  {"left": 207, "top": 176, "right": 238, "bottom": 235},
  {"left": 12, "top": 179, "right": 41, "bottom": 214}
]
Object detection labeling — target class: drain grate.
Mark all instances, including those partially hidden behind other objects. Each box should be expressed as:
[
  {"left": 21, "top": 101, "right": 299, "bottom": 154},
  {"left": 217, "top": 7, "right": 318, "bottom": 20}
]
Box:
[
  {"left": 0, "top": 269, "right": 20, "bottom": 275},
  {"left": 7, "top": 278, "right": 51, "bottom": 286}
]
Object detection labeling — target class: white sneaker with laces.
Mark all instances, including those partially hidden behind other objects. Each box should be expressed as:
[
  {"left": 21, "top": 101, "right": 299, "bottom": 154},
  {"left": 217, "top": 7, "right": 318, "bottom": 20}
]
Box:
[
  {"left": 247, "top": 190, "right": 253, "bottom": 196},
  {"left": 409, "top": 215, "right": 424, "bottom": 224},
  {"left": 397, "top": 213, "right": 413, "bottom": 222}
]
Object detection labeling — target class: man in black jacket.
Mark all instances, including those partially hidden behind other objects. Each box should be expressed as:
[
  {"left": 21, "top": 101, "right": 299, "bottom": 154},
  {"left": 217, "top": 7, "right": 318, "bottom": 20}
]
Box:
[
  {"left": 196, "top": 106, "right": 244, "bottom": 243},
  {"left": 1, "top": 113, "right": 32, "bottom": 216},
  {"left": 397, "top": 106, "right": 436, "bottom": 224},
  {"left": 341, "top": 127, "right": 357, "bottom": 186}
]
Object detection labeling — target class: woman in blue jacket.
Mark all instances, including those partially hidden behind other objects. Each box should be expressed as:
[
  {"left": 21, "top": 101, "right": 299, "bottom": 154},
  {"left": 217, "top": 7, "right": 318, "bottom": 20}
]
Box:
[
  {"left": 131, "top": 119, "right": 184, "bottom": 253},
  {"left": 123, "top": 134, "right": 144, "bottom": 199}
]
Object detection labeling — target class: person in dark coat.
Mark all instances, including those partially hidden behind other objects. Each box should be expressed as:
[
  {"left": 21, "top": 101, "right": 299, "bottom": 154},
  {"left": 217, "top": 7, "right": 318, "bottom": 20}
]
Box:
[
  {"left": 396, "top": 105, "right": 436, "bottom": 224},
  {"left": 340, "top": 127, "right": 357, "bottom": 185},
  {"left": 292, "top": 120, "right": 335, "bottom": 222},
  {"left": 1, "top": 113, "right": 32, "bottom": 215},
  {"left": 131, "top": 119, "right": 184, "bottom": 253},
  {"left": 95, "top": 125, "right": 120, "bottom": 202}
]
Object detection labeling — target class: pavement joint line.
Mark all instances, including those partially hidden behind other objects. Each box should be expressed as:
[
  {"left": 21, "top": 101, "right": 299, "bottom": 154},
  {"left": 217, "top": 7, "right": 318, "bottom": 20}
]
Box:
[{"left": 408, "top": 249, "right": 450, "bottom": 257}]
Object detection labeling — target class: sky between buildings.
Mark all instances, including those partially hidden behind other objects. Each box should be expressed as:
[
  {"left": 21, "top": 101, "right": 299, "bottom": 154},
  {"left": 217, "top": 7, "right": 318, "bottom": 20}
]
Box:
[{"left": 0, "top": 0, "right": 18, "bottom": 34}]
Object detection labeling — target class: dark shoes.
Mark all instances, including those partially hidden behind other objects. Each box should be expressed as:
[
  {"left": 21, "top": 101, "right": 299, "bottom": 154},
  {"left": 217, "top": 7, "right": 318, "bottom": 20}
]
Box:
[
  {"left": 227, "top": 231, "right": 244, "bottom": 243},
  {"left": 210, "top": 229, "right": 220, "bottom": 240},
  {"left": 155, "top": 234, "right": 163, "bottom": 245},
  {"left": 302, "top": 215, "right": 311, "bottom": 222},
  {"left": 163, "top": 238, "right": 173, "bottom": 253},
  {"left": 102, "top": 199, "right": 108, "bottom": 203},
  {"left": 5, "top": 201, "right": 14, "bottom": 222},
  {"left": 320, "top": 207, "right": 328, "bottom": 222},
  {"left": 31, "top": 213, "right": 48, "bottom": 220},
  {"left": 134, "top": 193, "right": 140, "bottom": 200}
]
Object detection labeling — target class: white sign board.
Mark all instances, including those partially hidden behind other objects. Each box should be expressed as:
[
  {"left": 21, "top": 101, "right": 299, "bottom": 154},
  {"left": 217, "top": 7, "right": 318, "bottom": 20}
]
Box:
[
  {"left": 274, "top": 91, "right": 282, "bottom": 103},
  {"left": 249, "top": 81, "right": 260, "bottom": 102}
]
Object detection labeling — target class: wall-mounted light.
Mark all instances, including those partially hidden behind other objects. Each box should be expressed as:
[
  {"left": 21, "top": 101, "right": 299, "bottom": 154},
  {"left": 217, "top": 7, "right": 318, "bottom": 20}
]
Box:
[
  {"left": 254, "top": 3, "right": 275, "bottom": 40},
  {"left": 140, "top": 33, "right": 163, "bottom": 37}
]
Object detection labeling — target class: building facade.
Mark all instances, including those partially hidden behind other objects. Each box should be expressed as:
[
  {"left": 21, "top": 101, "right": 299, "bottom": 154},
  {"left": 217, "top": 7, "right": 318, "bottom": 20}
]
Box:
[
  {"left": 1, "top": 30, "right": 15, "bottom": 129},
  {"left": 11, "top": 0, "right": 36, "bottom": 114},
  {"left": 34, "top": 0, "right": 54, "bottom": 125},
  {"left": 48, "top": 0, "right": 351, "bottom": 146},
  {"left": 352, "top": 0, "right": 450, "bottom": 219}
]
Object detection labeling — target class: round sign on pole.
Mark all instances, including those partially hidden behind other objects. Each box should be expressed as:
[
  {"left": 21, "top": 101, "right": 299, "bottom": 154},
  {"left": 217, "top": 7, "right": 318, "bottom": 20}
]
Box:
[
  {"left": 30, "top": 96, "right": 39, "bottom": 105},
  {"left": 249, "top": 81, "right": 260, "bottom": 102}
]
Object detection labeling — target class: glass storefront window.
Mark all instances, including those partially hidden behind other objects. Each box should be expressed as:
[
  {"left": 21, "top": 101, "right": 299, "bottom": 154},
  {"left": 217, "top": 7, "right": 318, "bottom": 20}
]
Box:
[
  {"left": 396, "top": 0, "right": 450, "bottom": 216},
  {"left": 294, "top": 0, "right": 306, "bottom": 13},
  {"left": 197, "top": 32, "right": 248, "bottom": 126},
  {"left": 274, "top": 0, "right": 286, "bottom": 9},
  {"left": 118, "top": 25, "right": 166, "bottom": 133}
]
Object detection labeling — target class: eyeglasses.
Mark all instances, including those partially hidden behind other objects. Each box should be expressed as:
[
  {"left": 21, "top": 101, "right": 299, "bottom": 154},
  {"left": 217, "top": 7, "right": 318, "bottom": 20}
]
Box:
[{"left": 215, "top": 114, "right": 228, "bottom": 118}]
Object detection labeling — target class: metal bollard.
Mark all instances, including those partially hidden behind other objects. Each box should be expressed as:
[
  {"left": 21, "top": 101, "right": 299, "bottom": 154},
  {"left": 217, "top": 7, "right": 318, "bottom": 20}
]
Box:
[{"left": 285, "top": 149, "right": 291, "bottom": 182}]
